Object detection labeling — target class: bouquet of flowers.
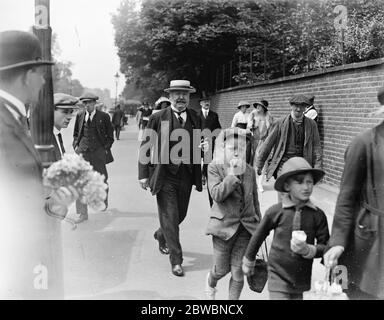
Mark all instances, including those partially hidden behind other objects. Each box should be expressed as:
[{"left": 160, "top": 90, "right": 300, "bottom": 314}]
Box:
[{"left": 43, "top": 153, "right": 108, "bottom": 211}]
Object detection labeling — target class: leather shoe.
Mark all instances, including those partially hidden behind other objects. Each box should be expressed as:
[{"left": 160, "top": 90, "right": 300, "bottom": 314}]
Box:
[
  {"left": 171, "top": 264, "right": 184, "bottom": 277},
  {"left": 153, "top": 233, "right": 169, "bottom": 255}
]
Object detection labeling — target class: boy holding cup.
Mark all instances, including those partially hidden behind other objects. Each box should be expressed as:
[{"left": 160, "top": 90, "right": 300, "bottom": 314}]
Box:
[{"left": 242, "top": 157, "right": 330, "bottom": 300}]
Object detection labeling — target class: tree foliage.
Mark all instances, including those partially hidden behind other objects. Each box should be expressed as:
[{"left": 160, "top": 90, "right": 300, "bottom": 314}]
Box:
[{"left": 112, "top": 0, "right": 384, "bottom": 97}]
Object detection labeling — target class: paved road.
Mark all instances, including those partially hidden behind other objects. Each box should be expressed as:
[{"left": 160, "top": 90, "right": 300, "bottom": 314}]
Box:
[{"left": 60, "top": 121, "right": 338, "bottom": 300}]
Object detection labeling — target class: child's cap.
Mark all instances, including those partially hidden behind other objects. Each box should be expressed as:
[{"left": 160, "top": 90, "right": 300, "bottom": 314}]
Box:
[{"left": 274, "top": 157, "right": 325, "bottom": 192}]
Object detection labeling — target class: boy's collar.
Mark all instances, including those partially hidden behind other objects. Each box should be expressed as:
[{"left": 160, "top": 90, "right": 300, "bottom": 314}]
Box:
[{"left": 282, "top": 194, "right": 317, "bottom": 210}]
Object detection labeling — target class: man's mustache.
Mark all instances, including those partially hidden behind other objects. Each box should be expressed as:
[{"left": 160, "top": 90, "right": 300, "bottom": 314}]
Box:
[{"left": 176, "top": 99, "right": 186, "bottom": 103}]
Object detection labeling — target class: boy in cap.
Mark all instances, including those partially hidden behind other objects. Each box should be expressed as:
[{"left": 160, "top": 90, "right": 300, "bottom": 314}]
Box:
[
  {"left": 242, "top": 157, "right": 329, "bottom": 300},
  {"left": 53, "top": 93, "right": 79, "bottom": 160},
  {"left": 205, "top": 128, "right": 261, "bottom": 300},
  {"left": 255, "top": 94, "right": 322, "bottom": 201}
]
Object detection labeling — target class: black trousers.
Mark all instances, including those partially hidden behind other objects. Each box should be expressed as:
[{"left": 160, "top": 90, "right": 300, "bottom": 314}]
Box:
[
  {"left": 155, "top": 165, "right": 193, "bottom": 266},
  {"left": 114, "top": 126, "right": 121, "bottom": 139},
  {"left": 203, "top": 163, "right": 213, "bottom": 207},
  {"left": 76, "top": 147, "right": 109, "bottom": 215}
]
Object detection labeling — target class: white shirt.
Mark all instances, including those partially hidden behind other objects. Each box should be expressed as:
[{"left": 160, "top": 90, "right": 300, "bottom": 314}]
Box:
[
  {"left": 0, "top": 89, "right": 26, "bottom": 123},
  {"left": 201, "top": 108, "right": 209, "bottom": 118},
  {"left": 85, "top": 109, "right": 96, "bottom": 122},
  {"left": 171, "top": 106, "right": 187, "bottom": 123},
  {"left": 53, "top": 127, "right": 64, "bottom": 156},
  {"left": 231, "top": 111, "right": 249, "bottom": 128}
]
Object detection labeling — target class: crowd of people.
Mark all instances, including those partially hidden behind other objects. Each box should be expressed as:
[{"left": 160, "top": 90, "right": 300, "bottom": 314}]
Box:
[
  {"left": 138, "top": 77, "right": 384, "bottom": 301},
  {"left": 1, "top": 29, "right": 384, "bottom": 301}
]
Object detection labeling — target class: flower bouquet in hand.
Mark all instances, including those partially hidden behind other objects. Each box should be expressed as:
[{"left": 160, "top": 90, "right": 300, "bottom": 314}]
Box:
[{"left": 43, "top": 153, "right": 108, "bottom": 211}]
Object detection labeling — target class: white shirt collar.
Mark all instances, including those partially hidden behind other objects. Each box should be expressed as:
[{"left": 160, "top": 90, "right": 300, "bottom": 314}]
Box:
[
  {"left": 86, "top": 109, "right": 96, "bottom": 121},
  {"left": 53, "top": 127, "right": 61, "bottom": 135},
  {"left": 282, "top": 195, "right": 317, "bottom": 210},
  {"left": 171, "top": 106, "right": 187, "bottom": 121},
  {"left": 0, "top": 88, "right": 26, "bottom": 120}
]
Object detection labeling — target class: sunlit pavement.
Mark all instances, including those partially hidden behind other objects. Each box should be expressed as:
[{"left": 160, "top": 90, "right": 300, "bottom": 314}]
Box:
[{"left": 60, "top": 120, "right": 338, "bottom": 300}]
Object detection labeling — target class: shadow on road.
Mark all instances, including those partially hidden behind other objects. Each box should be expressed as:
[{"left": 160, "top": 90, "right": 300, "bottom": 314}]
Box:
[{"left": 182, "top": 251, "right": 213, "bottom": 273}]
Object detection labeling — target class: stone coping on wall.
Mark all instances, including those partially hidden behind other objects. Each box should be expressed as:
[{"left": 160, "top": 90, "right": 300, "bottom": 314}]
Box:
[{"left": 217, "top": 57, "right": 384, "bottom": 94}]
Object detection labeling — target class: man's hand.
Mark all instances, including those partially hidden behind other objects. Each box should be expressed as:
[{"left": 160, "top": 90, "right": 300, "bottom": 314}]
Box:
[
  {"left": 199, "top": 138, "right": 209, "bottom": 153},
  {"left": 227, "top": 157, "right": 241, "bottom": 176},
  {"left": 323, "top": 246, "right": 344, "bottom": 268},
  {"left": 139, "top": 178, "right": 149, "bottom": 190},
  {"left": 51, "top": 186, "right": 79, "bottom": 207}
]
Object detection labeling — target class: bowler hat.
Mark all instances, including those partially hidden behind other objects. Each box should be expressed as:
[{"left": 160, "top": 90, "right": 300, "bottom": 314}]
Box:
[
  {"left": 253, "top": 100, "right": 269, "bottom": 111},
  {"left": 54, "top": 93, "right": 79, "bottom": 108},
  {"left": 274, "top": 157, "right": 325, "bottom": 192},
  {"left": 0, "top": 30, "right": 54, "bottom": 71},
  {"left": 79, "top": 92, "right": 99, "bottom": 102},
  {"left": 289, "top": 94, "right": 311, "bottom": 106},
  {"left": 237, "top": 100, "right": 251, "bottom": 109},
  {"left": 164, "top": 80, "right": 196, "bottom": 93},
  {"left": 199, "top": 91, "right": 211, "bottom": 102}
]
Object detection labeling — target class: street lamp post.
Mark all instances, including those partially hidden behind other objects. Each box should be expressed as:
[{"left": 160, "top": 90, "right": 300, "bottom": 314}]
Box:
[{"left": 114, "top": 72, "right": 120, "bottom": 107}]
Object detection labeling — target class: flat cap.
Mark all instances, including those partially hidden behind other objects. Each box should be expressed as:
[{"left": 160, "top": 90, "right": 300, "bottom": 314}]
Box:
[
  {"left": 54, "top": 93, "right": 79, "bottom": 108},
  {"left": 79, "top": 92, "right": 99, "bottom": 102},
  {"left": 289, "top": 94, "right": 311, "bottom": 106}
]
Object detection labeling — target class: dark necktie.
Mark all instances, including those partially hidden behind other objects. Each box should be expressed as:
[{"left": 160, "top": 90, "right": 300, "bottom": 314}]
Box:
[
  {"left": 57, "top": 132, "right": 65, "bottom": 154},
  {"left": 175, "top": 110, "right": 185, "bottom": 126},
  {"left": 292, "top": 206, "right": 302, "bottom": 230},
  {"left": 87, "top": 113, "right": 91, "bottom": 126}
]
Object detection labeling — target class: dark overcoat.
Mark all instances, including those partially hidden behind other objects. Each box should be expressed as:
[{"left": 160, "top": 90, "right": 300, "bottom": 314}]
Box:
[{"left": 329, "top": 121, "right": 384, "bottom": 299}]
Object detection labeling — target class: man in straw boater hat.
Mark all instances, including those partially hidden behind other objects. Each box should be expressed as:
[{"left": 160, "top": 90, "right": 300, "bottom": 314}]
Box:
[
  {"left": 0, "top": 30, "right": 78, "bottom": 298},
  {"left": 138, "top": 80, "right": 207, "bottom": 276},
  {"left": 73, "top": 92, "right": 114, "bottom": 223},
  {"left": 323, "top": 87, "right": 384, "bottom": 300},
  {"left": 255, "top": 94, "right": 322, "bottom": 201},
  {"left": 52, "top": 93, "right": 79, "bottom": 161},
  {"left": 243, "top": 157, "right": 329, "bottom": 300}
]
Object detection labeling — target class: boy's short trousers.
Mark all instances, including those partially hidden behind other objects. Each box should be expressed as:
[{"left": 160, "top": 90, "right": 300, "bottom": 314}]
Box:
[{"left": 212, "top": 224, "right": 251, "bottom": 276}]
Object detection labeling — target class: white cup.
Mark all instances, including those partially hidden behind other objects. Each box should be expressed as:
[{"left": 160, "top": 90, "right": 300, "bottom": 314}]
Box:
[{"left": 292, "top": 230, "right": 307, "bottom": 242}]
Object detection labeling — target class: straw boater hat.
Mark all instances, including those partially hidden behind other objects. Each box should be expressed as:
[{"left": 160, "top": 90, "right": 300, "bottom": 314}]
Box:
[
  {"left": 237, "top": 100, "right": 251, "bottom": 109},
  {"left": 274, "top": 157, "right": 325, "bottom": 192},
  {"left": 253, "top": 100, "right": 269, "bottom": 111},
  {"left": 164, "top": 80, "right": 196, "bottom": 93},
  {"left": 0, "top": 30, "right": 54, "bottom": 71},
  {"left": 54, "top": 93, "right": 79, "bottom": 109}
]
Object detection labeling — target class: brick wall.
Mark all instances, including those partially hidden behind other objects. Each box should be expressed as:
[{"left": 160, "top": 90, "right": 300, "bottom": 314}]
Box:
[{"left": 210, "top": 58, "right": 384, "bottom": 187}]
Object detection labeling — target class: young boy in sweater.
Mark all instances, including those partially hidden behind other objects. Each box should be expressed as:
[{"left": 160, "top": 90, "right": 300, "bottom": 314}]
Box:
[
  {"left": 242, "top": 157, "right": 329, "bottom": 300},
  {"left": 205, "top": 128, "right": 261, "bottom": 300}
]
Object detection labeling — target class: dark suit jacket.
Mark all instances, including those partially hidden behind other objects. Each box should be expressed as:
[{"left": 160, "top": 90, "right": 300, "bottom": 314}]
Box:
[
  {"left": 73, "top": 109, "right": 114, "bottom": 163},
  {"left": 138, "top": 106, "right": 203, "bottom": 195},
  {"left": 112, "top": 109, "right": 125, "bottom": 127},
  {"left": 0, "top": 100, "right": 63, "bottom": 299},
  {"left": 198, "top": 109, "right": 222, "bottom": 132},
  {"left": 198, "top": 109, "right": 222, "bottom": 161}
]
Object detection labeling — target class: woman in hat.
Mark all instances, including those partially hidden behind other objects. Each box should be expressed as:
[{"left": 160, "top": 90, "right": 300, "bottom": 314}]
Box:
[
  {"left": 153, "top": 96, "right": 171, "bottom": 114},
  {"left": 242, "top": 157, "right": 329, "bottom": 300},
  {"left": 247, "top": 100, "right": 274, "bottom": 192},
  {"left": 231, "top": 101, "right": 251, "bottom": 129}
]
